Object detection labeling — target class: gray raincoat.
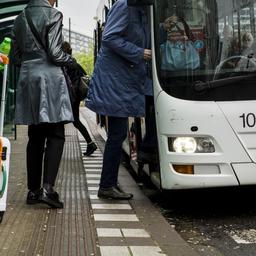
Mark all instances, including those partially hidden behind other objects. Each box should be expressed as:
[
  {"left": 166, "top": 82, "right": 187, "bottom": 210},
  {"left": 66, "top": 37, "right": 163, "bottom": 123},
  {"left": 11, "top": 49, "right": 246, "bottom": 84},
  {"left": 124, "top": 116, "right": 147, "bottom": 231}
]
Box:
[{"left": 11, "top": 0, "right": 75, "bottom": 125}]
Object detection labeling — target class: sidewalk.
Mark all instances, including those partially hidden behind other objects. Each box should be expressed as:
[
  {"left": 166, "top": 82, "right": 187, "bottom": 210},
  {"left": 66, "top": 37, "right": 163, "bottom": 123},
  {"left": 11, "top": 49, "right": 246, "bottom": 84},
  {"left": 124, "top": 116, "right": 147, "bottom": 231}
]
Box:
[
  {"left": 0, "top": 124, "right": 98, "bottom": 255},
  {"left": 0, "top": 108, "right": 200, "bottom": 256}
]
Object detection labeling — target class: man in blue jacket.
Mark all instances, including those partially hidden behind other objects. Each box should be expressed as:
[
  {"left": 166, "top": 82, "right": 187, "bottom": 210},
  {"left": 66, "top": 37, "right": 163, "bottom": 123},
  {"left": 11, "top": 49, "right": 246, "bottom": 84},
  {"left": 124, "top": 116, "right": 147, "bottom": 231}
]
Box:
[{"left": 86, "top": 0, "right": 151, "bottom": 199}]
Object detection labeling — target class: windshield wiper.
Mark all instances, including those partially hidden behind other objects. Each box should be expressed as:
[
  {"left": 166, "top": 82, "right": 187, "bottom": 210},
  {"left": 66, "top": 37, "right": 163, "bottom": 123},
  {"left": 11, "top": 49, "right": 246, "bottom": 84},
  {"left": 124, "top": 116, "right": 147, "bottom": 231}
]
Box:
[{"left": 193, "top": 74, "right": 256, "bottom": 92}]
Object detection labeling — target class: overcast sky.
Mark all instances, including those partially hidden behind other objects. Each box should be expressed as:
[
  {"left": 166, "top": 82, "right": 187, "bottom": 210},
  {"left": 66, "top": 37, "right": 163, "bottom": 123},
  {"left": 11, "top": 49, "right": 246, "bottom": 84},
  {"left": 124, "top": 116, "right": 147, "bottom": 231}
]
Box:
[{"left": 58, "top": 0, "right": 100, "bottom": 38}]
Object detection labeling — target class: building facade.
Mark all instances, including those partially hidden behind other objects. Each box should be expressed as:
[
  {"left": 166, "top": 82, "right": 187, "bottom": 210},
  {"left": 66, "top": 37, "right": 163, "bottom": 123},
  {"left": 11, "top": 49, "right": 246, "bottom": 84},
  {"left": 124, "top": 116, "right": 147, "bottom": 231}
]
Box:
[{"left": 62, "top": 28, "right": 93, "bottom": 53}]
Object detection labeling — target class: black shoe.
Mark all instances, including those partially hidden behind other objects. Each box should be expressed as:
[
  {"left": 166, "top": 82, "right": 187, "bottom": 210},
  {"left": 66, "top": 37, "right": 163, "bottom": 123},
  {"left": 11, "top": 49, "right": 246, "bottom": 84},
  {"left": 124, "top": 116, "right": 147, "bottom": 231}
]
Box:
[
  {"left": 115, "top": 183, "right": 123, "bottom": 192},
  {"left": 98, "top": 186, "right": 133, "bottom": 200},
  {"left": 137, "top": 150, "right": 158, "bottom": 164},
  {"left": 83, "top": 142, "right": 97, "bottom": 156},
  {"left": 26, "top": 190, "right": 41, "bottom": 205},
  {"left": 40, "top": 187, "right": 64, "bottom": 209}
]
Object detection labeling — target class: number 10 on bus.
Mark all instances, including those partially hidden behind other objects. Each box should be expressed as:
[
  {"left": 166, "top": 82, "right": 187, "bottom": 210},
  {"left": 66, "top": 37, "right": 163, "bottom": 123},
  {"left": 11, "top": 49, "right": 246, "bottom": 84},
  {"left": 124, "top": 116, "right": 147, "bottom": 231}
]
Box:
[{"left": 239, "top": 113, "right": 256, "bottom": 128}]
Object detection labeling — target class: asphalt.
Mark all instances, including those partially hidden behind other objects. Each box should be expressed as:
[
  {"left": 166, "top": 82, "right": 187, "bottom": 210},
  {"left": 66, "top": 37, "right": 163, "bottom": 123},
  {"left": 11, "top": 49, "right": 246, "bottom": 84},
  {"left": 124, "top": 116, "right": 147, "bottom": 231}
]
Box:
[{"left": 0, "top": 107, "right": 200, "bottom": 256}]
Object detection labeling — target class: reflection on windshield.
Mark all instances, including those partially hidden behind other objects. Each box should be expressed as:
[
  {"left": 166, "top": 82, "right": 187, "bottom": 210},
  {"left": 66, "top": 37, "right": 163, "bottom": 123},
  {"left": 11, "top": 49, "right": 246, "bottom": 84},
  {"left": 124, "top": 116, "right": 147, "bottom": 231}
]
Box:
[{"left": 156, "top": 0, "right": 256, "bottom": 101}]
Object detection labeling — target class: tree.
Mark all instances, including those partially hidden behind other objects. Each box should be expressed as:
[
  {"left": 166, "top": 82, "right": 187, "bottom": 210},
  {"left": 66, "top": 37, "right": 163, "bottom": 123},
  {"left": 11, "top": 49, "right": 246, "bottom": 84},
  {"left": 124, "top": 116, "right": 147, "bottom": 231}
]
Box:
[{"left": 74, "top": 43, "right": 94, "bottom": 76}]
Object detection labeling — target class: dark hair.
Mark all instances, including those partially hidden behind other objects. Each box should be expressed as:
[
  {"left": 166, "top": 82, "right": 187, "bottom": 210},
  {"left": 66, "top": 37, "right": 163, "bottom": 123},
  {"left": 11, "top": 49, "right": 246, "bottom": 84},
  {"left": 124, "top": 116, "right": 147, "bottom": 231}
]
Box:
[{"left": 62, "top": 41, "right": 72, "bottom": 55}]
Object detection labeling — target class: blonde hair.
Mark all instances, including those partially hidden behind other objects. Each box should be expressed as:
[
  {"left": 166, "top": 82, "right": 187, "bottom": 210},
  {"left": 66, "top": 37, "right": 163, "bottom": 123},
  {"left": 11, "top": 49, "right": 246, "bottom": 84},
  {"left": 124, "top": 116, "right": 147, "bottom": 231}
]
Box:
[{"left": 242, "top": 32, "right": 253, "bottom": 42}]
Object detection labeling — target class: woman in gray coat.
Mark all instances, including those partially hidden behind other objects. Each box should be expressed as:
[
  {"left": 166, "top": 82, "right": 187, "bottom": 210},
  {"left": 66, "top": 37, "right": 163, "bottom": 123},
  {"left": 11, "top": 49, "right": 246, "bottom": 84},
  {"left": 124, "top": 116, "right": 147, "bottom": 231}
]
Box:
[{"left": 11, "top": 0, "right": 76, "bottom": 208}]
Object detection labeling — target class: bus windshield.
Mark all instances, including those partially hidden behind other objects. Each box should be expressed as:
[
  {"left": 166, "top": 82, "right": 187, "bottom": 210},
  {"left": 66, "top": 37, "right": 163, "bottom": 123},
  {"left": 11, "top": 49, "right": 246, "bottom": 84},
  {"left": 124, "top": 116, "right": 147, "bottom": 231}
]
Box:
[{"left": 155, "top": 0, "right": 256, "bottom": 101}]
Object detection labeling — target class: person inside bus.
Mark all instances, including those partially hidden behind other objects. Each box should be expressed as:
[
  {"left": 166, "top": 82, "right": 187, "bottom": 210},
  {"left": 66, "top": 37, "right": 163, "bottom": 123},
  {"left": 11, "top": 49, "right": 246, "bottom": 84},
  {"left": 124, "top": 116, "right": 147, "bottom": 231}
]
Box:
[
  {"left": 86, "top": 0, "right": 151, "bottom": 200},
  {"left": 62, "top": 41, "right": 97, "bottom": 156},
  {"left": 11, "top": 0, "right": 77, "bottom": 208},
  {"left": 241, "top": 32, "right": 254, "bottom": 57},
  {"left": 235, "top": 32, "right": 256, "bottom": 71},
  {"left": 158, "top": 15, "right": 178, "bottom": 44}
]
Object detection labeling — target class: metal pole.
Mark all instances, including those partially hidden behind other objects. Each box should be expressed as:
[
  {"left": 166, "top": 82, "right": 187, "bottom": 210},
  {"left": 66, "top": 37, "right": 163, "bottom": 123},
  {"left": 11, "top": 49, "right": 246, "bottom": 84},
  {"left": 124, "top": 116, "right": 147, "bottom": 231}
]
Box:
[
  {"left": 0, "top": 64, "right": 8, "bottom": 136},
  {"left": 69, "top": 18, "right": 71, "bottom": 46}
]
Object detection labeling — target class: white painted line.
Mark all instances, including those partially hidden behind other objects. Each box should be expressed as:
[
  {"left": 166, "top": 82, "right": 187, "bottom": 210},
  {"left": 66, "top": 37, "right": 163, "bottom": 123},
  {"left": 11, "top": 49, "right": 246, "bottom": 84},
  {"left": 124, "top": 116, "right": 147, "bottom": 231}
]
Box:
[
  {"left": 83, "top": 162, "right": 103, "bottom": 164},
  {"left": 229, "top": 229, "right": 256, "bottom": 244},
  {"left": 97, "top": 228, "right": 122, "bottom": 237},
  {"left": 81, "top": 152, "right": 101, "bottom": 155},
  {"left": 85, "top": 169, "right": 102, "bottom": 173},
  {"left": 83, "top": 156, "right": 102, "bottom": 159},
  {"left": 86, "top": 174, "right": 101, "bottom": 178},
  {"left": 94, "top": 214, "right": 139, "bottom": 222},
  {"left": 122, "top": 229, "right": 150, "bottom": 238},
  {"left": 83, "top": 161, "right": 103, "bottom": 164},
  {"left": 100, "top": 246, "right": 130, "bottom": 256},
  {"left": 92, "top": 204, "right": 132, "bottom": 210},
  {"left": 83, "top": 157, "right": 103, "bottom": 159},
  {"left": 231, "top": 235, "right": 252, "bottom": 244},
  {"left": 83, "top": 164, "right": 103, "bottom": 168},
  {"left": 96, "top": 228, "right": 150, "bottom": 238},
  {"left": 83, "top": 159, "right": 103, "bottom": 162},
  {"left": 83, "top": 155, "right": 102, "bottom": 158},
  {"left": 89, "top": 194, "right": 99, "bottom": 200},
  {"left": 130, "top": 246, "right": 166, "bottom": 256},
  {"left": 83, "top": 157, "right": 103, "bottom": 160},
  {"left": 87, "top": 180, "right": 100, "bottom": 184},
  {"left": 88, "top": 187, "right": 99, "bottom": 191}
]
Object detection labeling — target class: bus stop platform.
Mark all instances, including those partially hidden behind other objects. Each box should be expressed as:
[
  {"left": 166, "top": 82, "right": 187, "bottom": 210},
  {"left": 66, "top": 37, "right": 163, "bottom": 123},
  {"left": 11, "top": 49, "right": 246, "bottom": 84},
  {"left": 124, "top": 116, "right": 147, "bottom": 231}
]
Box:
[{"left": 0, "top": 108, "right": 200, "bottom": 256}]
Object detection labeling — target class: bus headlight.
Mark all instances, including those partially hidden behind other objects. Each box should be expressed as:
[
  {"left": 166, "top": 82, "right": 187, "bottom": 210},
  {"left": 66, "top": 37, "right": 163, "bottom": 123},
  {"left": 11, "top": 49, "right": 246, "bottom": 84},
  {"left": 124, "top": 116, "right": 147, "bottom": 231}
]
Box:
[
  {"left": 196, "top": 138, "right": 215, "bottom": 153},
  {"left": 169, "top": 137, "right": 215, "bottom": 153},
  {"left": 172, "top": 137, "right": 197, "bottom": 153}
]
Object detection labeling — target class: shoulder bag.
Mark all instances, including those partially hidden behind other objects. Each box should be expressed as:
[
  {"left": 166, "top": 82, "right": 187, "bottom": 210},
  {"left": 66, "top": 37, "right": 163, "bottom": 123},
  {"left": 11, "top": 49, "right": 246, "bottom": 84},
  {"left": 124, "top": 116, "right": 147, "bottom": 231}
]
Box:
[{"left": 24, "top": 9, "right": 76, "bottom": 103}]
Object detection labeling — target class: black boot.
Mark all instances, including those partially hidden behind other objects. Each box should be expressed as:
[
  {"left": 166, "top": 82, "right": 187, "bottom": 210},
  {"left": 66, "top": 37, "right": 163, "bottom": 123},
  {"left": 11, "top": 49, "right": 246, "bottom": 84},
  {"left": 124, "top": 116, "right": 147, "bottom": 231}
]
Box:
[
  {"left": 83, "top": 142, "right": 97, "bottom": 156},
  {"left": 40, "top": 184, "right": 64, "bottom": 209},
  {"left": 98, "top": 186, "right": 133, "bottom": 200},
  {"left": 26, "top": 189, "right": 41, "bottom": 205}
]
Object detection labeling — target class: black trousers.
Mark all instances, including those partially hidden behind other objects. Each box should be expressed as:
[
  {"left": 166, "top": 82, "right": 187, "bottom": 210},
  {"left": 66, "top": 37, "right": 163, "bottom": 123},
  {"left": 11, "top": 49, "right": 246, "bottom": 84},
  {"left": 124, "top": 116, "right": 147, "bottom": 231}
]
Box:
[
  {"left": 100, "top": 116, "right": 128, "bottom": 188},
  {"left": 26, "top": 123, "right": 65, "bottom": 191},
  {"left": 72, "top": 101, "right": 92, "bottom": 143}
]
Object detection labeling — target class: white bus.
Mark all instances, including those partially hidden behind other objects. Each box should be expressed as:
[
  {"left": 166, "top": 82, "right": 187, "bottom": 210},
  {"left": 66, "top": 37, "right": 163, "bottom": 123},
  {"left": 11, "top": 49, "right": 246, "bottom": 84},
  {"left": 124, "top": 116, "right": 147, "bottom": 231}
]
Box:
[{"left": 95, "top": 0, "right": 256, "bottom": 190}]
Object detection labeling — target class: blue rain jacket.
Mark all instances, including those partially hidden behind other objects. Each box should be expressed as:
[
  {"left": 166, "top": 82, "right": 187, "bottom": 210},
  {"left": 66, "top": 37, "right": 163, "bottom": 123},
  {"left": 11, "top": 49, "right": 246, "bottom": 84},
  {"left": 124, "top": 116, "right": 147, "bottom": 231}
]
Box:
[{"left": 86, "top": 0, "right": 151, "bottom": 117}]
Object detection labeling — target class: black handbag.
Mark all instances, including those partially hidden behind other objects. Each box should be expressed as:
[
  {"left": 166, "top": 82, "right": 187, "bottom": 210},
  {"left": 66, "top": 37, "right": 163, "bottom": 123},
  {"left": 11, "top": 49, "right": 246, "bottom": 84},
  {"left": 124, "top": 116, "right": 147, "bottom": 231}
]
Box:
[
  {"left": 78, "top": 75, "right": 90, "bottom": 100},
  {"left": 62, "top": 67, "right": 76, "bottom": 103}
]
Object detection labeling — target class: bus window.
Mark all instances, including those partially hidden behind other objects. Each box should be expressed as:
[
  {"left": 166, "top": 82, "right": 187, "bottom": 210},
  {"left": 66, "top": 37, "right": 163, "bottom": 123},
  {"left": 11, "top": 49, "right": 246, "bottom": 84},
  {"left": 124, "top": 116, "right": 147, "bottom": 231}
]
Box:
[{"left": 155, "top": 0, "right": 256, "bottom": 101}]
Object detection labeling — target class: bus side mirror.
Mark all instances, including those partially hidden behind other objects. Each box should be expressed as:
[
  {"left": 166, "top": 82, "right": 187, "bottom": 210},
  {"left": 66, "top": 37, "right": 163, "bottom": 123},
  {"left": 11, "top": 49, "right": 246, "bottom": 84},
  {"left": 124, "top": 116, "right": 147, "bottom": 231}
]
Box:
[{"left": 127, "top": 0, "right": 154, "bottom": 6}]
